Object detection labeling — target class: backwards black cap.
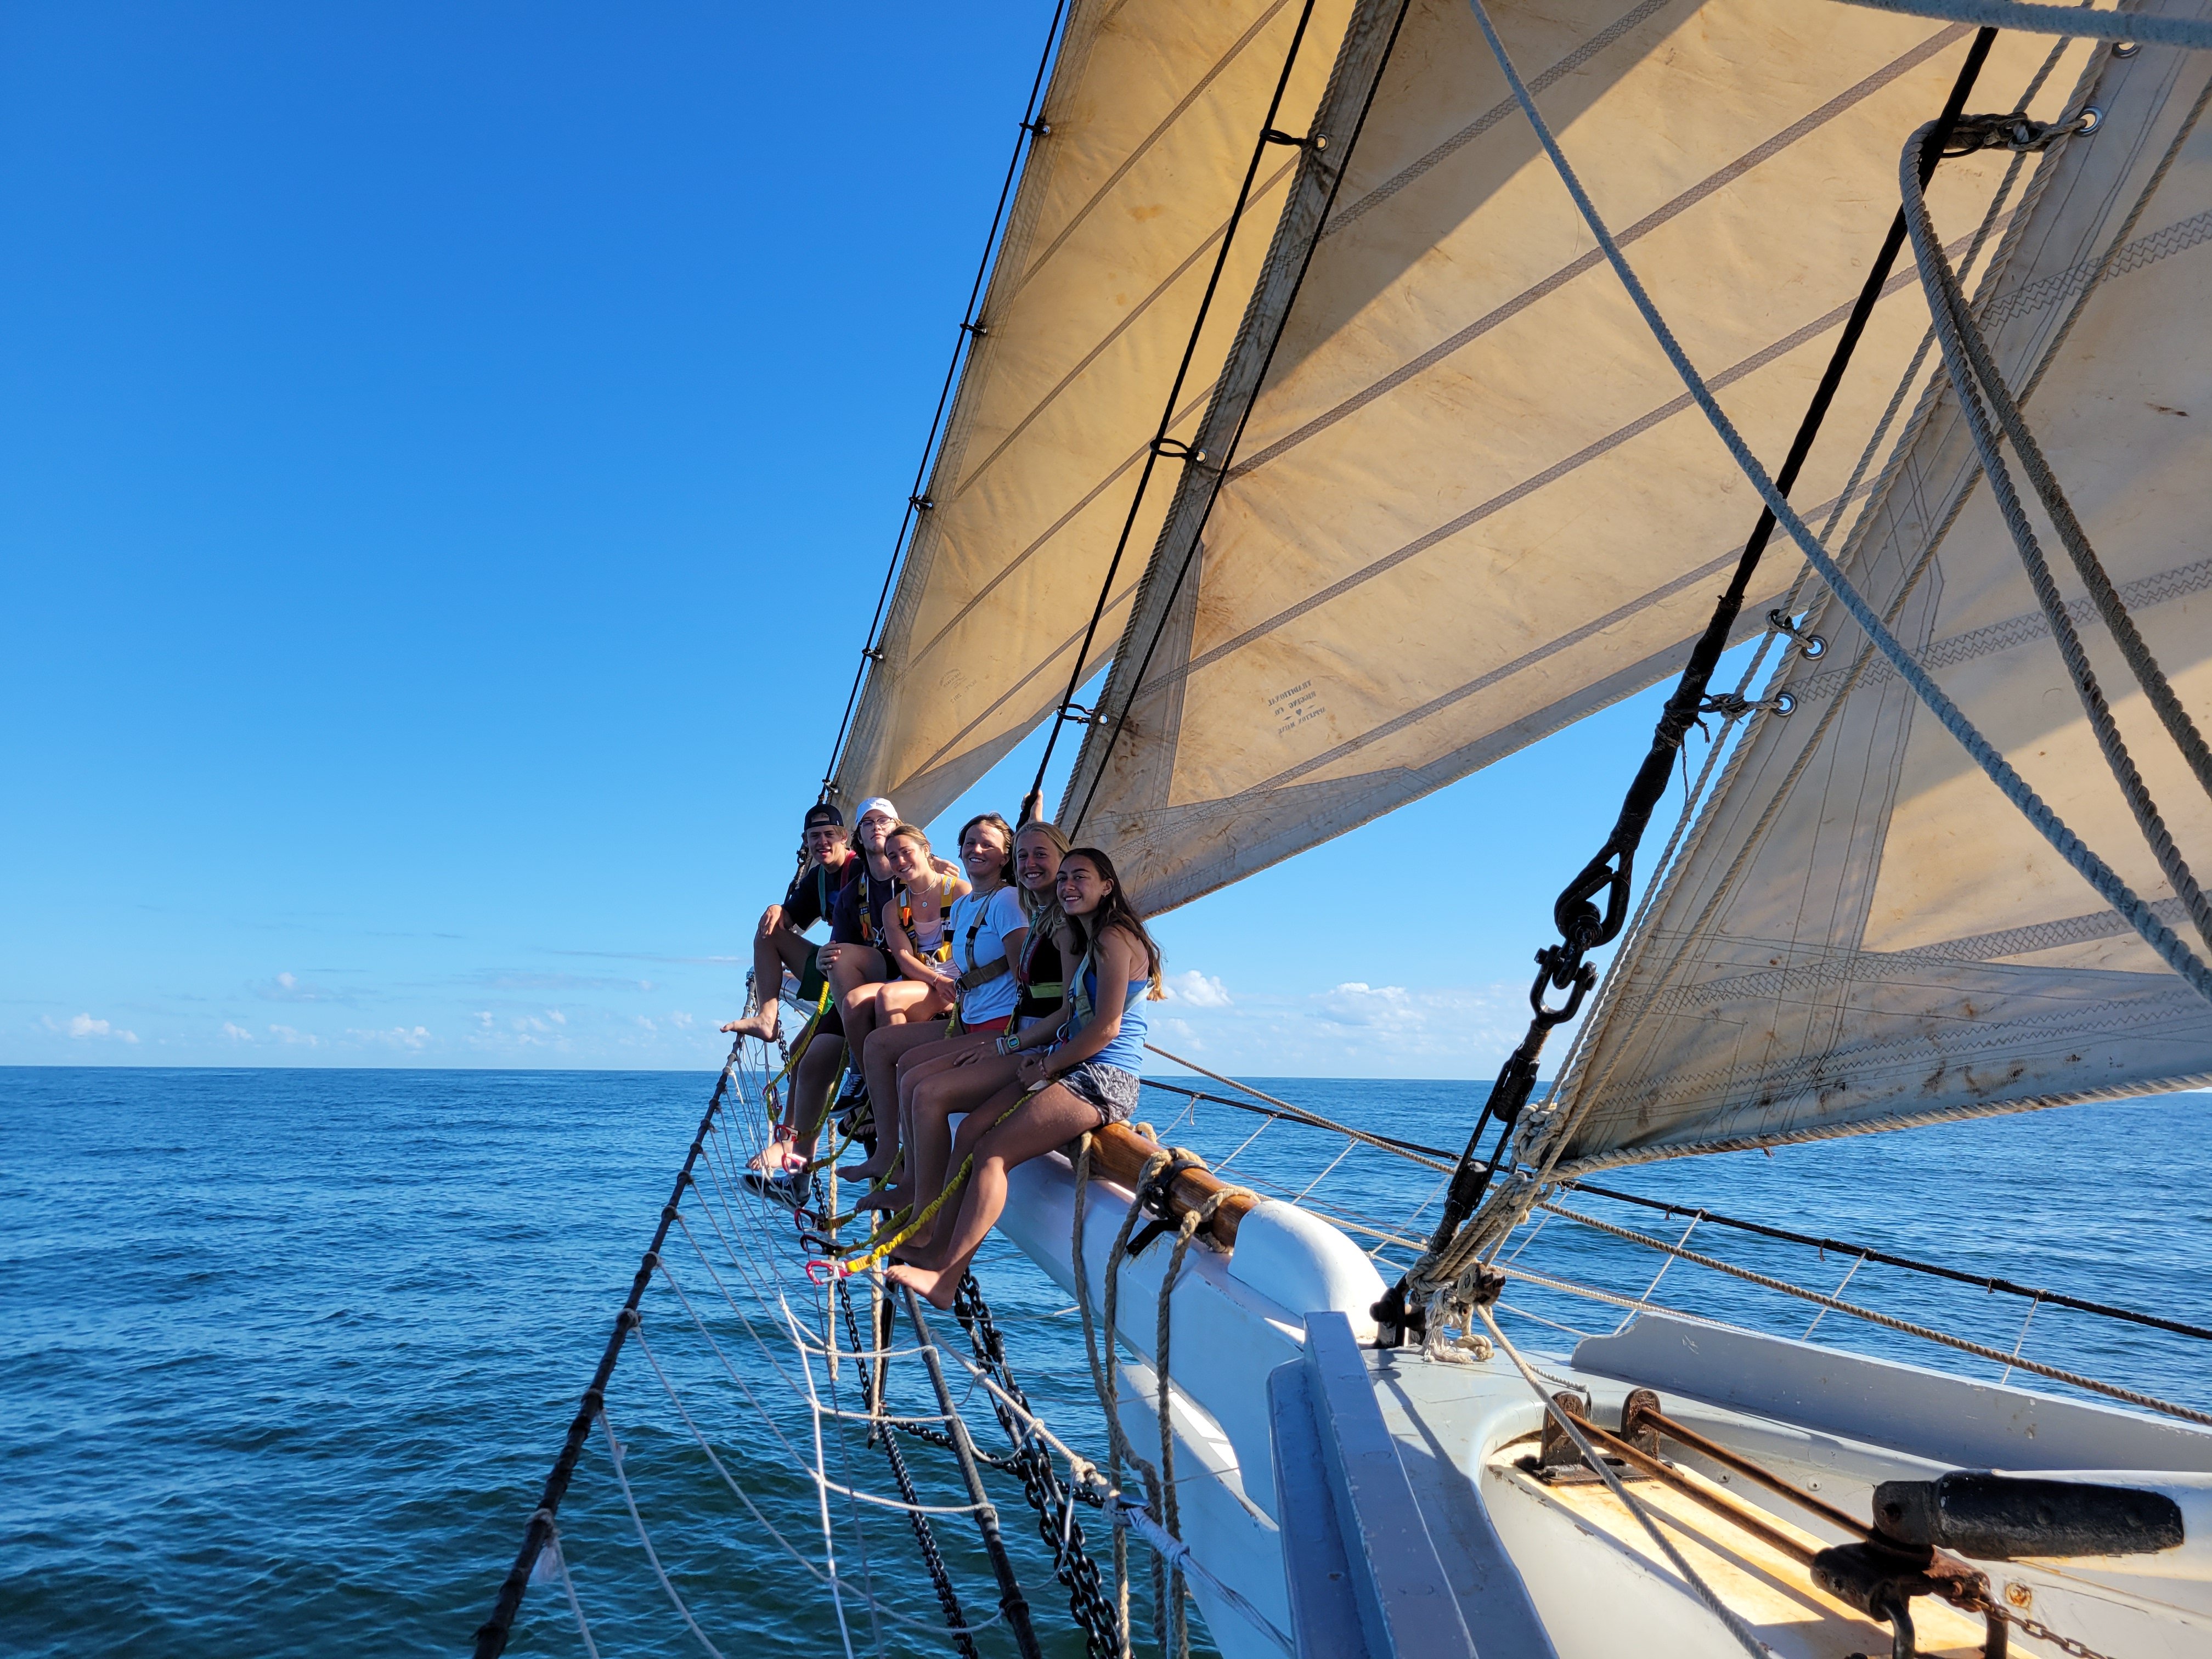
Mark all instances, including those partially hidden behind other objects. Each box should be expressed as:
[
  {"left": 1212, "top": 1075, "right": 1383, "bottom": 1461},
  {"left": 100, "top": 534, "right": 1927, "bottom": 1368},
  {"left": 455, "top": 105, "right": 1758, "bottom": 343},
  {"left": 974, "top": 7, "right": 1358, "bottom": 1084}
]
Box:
[{"left": 804, "top": 803, "right": 845, "bottom": 830}]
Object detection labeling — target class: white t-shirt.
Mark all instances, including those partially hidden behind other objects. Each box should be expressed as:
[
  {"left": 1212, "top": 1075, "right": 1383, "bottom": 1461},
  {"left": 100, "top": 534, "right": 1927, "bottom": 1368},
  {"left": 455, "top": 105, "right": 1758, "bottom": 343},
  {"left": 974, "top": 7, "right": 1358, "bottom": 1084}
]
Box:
[{"left": 947, "top": 885, "right": 1028, "bottom": 1025}]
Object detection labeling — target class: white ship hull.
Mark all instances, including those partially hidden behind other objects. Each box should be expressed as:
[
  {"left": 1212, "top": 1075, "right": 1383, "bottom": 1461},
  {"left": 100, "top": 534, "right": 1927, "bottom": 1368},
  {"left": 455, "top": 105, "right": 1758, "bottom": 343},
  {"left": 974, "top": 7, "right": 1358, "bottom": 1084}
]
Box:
[{"left": 997, "top": 1146, "right": 2212, "bottom": 1658}]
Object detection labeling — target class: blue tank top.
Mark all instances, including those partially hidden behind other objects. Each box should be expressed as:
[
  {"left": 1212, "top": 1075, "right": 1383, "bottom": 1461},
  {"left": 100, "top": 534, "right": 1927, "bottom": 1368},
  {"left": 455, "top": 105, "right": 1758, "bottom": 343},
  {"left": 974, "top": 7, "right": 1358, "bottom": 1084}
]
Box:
[{"left": 1075, "top": 961, "right": 1149, "bottom": 1074}]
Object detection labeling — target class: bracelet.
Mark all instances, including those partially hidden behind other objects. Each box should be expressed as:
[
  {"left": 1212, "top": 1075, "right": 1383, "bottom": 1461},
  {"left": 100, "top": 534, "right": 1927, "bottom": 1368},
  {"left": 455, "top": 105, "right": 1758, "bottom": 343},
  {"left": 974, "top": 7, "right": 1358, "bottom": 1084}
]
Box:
[{"left": 997, "top": 1033, "right": 1019, "bottom": 1056}]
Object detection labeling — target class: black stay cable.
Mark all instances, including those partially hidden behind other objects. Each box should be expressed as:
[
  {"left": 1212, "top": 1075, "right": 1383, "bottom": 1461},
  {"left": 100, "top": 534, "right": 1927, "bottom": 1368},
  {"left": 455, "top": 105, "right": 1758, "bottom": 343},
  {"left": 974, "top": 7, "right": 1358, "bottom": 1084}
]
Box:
[
  {"left": 471, "top": 1057, "right": 740, "bottom": 1658},
  {"left": 1370, "top": 26, "right": 2001, "bottom": 1345},
  {"left": 1063, "top": 0, "right": 1418, "bottom": 837},
  {"left": 1563, "top": 1178, "right": 2212, "bottom": 1344},
  {"left": 818, "top": 0, "right": 1069, "bottom": 805},
  {"left": 1022, "top": 0, "right": 1326, "bottom": 823}
]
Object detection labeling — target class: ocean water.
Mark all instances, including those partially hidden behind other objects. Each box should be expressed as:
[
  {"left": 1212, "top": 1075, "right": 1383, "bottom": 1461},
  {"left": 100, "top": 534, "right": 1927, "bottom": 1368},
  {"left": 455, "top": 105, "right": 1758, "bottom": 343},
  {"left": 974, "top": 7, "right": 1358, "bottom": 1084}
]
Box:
[{"left": 3, "top": 1065, "right": 2207, "bottom": 1658}]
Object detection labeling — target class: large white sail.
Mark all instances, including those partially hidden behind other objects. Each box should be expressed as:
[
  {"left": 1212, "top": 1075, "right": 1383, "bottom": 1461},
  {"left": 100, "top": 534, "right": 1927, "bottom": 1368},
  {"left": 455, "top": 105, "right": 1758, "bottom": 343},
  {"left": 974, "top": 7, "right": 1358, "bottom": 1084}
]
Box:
[
  {"left": 1528, "top": 29, "right": 2212, "bottom": 1176},
  {"left": 1059, "top": 0, "right": 2069, "bottom": 912},
  {"left": 831, "top": 0, "right": 1356, "bottom": 823}
]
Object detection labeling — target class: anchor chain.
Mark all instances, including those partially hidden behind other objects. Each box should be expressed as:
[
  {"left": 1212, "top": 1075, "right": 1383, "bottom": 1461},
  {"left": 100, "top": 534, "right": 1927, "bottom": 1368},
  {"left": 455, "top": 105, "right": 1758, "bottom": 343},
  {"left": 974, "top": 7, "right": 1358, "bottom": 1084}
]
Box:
[
  {"left": 1957, "top": 1594, "right": 2122, "bottom": 1659},
  {"left": 952, "top": 1274, "right": 1122, "bottom": 1659}
]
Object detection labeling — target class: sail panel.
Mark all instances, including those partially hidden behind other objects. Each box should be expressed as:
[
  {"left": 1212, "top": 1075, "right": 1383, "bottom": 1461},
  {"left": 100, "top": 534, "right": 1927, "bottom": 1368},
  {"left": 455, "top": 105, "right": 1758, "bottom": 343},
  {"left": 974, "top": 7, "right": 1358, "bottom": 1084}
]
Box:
[
  {"left": 831, "top": 0, "right": 1357, "bottom": 824},
  {"left": 1061, "top": 0, "right": 2067, "bottom": 911},
  {"left": 1531, "top": 26, "right": 2212, "bottom": 1173}
]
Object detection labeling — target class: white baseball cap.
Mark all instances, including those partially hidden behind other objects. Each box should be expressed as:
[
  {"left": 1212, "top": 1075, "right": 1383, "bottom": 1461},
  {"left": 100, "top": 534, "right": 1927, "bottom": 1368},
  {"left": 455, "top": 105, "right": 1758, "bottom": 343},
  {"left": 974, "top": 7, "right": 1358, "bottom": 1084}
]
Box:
[{"left": 855, "top": 796, "right": 900, "bottom": 826}]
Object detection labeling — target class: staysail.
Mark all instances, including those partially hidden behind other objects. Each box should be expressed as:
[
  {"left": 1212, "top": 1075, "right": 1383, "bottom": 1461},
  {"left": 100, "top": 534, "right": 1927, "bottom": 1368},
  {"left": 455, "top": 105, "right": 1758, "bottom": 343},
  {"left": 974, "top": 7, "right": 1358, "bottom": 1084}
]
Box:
[
  {"left": 1526, "top": 25, "right": 2212, "bottom": 1176},
  {"left": 1059, "top": 0, "right": 2070, "bottom": 913},
  {"left": 830, "top": 0, "right": 1357, "bottom": 825}
]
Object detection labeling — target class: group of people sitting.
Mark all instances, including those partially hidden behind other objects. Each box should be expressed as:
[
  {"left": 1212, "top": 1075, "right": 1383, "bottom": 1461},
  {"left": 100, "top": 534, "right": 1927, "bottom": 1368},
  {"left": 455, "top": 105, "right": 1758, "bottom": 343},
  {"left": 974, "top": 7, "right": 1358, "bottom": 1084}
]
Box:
[{"left": 720, "top": 795, "right": 1163, "bottom": 1308}]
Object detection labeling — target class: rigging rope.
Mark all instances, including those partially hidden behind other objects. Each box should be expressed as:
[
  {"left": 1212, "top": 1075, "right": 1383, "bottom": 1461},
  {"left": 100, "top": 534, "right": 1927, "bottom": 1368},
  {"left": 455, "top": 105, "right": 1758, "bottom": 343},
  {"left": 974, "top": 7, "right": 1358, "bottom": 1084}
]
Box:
[
  {"left": 1918, "top": 71, "right": 2212, "bottom": 806},
  {"left": 1901, "top": 105, "right": 2212, "bottom": 950},
  {"left": 1536, "top": 25, "right": 2076, "bottom": 1117},
  {"left": 1533, "top": 1199, "right": 2212, "bottom": 1425},
  {"left": 1141, "top": 1045, "right": 1458, "bottom": 1165},
  {"left": 1835, "top": 0, "right": 2212, "bottom": 51},
  {"left": 835, "top": 1282, "right": 983, "bottom": 1659},
  {"left": 1063, "top": 0, "right": 1420, "bottom": 838},
  {"left": 1563, "top": 1177, "right": 2212, "bottom": 1340},
  {"left": 1458, "top": 0, "right": 2212, "bottom": 1002},
  {"left": 1024, "top": 0, "right": 1327, "bottom": 821},
  {"left": 818, "top": 0, "right": 1069, "bottom": 802},
  {"left": 1471, "top": 1295, "right": 1774, "bottom": 1659},
  {"left": 472, "top": 1042, "right": 746, "bottom": 1659},
  {"left": 1372, "top": 21, "right": 2007, "bottom": 1345}
]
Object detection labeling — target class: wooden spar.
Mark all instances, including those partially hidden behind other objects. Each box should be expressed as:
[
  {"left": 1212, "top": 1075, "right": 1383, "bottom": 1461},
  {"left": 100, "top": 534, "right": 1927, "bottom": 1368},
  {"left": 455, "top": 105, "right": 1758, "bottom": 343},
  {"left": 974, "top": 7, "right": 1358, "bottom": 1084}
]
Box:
[{"left": 1085, "top": 1121, "right": 1260, "bottom": 1248}]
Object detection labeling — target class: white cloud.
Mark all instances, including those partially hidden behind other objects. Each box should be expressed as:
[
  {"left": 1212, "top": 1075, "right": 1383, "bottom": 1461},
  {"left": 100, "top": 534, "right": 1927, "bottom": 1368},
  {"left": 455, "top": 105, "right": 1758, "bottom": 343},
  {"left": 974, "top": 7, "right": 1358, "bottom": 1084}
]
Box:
[
  {"left": 347, "top": 1025, "right": 431, "bottom": 1050},
  {"left": 222, "top": 1022, "right": 255, "bottom": 1042},
  {"left": 1162, "top": 970, "right": 1233, "bottom": 1008},
  {"left": 255, "top": 970, "right": 351, "bottom": 1005},
  {"left": 670, "top": 1011, "right": 695, "bottom": 1030},
  {"left": 1141, "top": 980, "right": 1534, "bottom": 1078},
  {"left": 53, "top": 1013, "right": 140, "bottom": 1044},
  {"left": 267, "top": 1024, "right": 322, "bottom": 1047}
]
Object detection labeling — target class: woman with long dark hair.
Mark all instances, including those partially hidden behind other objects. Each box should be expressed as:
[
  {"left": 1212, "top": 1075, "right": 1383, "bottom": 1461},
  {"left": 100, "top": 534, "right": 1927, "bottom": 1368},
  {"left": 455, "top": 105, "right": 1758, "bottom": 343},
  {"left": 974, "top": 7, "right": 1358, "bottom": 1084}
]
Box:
[{"left": 888, "top": 844, "right": 1163, "bottom": 1308}]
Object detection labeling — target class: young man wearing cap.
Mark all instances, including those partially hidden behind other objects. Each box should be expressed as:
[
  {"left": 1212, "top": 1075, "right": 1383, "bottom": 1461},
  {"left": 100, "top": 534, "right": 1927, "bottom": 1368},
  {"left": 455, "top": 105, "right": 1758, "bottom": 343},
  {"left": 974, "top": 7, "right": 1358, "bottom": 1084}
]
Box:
[
  {"left": 720, "top": 803, "right": 856, "bottom": 1044},
  {"left": 740, "top": 797, "right": 909, "bottom": 1177}
]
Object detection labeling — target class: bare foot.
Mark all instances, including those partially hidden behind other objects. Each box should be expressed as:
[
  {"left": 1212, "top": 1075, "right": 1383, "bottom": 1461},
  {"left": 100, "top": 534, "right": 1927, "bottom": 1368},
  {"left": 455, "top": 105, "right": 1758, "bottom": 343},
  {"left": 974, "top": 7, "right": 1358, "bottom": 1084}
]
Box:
[
  {"left": 854, "top": 1182, "right": 909, "bottom": 1213},
  {"left": 721, "top": 1013, "right": 780, "bottom": 1042},
  {"left": 747, "top": 1133, "right": 795, "bottom": 1173},
  {"left": 887, "top": 1261, "right": 958, "bottom": 1310},
  {"left": 839, "top": 1155, "right": 891, "bottom": 1182}
]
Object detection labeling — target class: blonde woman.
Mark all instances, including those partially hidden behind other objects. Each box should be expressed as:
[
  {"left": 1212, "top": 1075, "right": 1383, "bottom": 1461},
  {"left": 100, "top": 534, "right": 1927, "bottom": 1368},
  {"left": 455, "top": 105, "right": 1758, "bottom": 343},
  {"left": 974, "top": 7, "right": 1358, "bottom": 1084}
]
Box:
[
  {"left": 844, "top": 815, "right": 1020, "bottom": 1189},
  {"left": 833, "top": 823, "right": 966, "bottom": 1053},
  {"left": 847, "top": 819, "right": 1068, "bottom": 1206}
]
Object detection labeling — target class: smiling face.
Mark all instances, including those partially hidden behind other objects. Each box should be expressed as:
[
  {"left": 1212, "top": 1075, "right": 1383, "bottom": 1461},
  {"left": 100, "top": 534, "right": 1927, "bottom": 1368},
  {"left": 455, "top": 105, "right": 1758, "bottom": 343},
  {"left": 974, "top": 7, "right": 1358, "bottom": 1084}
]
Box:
[
  {"left": 804, "top": 822, "right": 850, "bottom": 865},
  {"left": 1054, "top": 854, "right": 1111, "bottom": 918},
  {"left": 888, "top": 834, "right": 932, "bottom": 886},
  {"left": 1014, "top": 830, "right": 1063, "bottom": 894},
  {"left": 960, "top": 823, "right": 1009, "bottom": 887}
]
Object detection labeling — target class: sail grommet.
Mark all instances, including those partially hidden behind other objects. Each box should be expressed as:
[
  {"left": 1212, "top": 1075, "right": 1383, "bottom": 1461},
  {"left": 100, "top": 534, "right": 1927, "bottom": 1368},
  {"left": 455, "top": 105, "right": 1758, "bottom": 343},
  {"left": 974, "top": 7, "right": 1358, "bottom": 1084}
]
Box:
[
  {"left": 2076, "top": 105, "right": 2104, "bottom": 135},
  {"left": 1773, "top": 691, "right": 1797, "bottom": 718},
  {"left": 1767, "top": 606, "right": 1826, "bottom": 659},
  {"left": 2114, "top": 40, "right": 2140, "bottom": 56}
]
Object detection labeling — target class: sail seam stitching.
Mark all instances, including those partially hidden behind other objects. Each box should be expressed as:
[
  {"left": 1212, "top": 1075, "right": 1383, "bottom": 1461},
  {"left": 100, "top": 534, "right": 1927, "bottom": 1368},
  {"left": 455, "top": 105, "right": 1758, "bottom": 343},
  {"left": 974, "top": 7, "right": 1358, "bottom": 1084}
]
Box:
[
  {"left": 1224, "top": 24, "right": 1970, "bottom": 481},
  {"left": 1322, "top": 0, "right": 1680, "bottom": 233}
]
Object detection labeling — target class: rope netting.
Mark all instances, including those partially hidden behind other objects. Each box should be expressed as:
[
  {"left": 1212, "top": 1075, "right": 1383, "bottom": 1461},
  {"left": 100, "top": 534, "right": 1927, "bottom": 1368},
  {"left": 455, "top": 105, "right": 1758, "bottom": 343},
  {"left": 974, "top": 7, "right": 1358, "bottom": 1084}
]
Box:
[{"left": 478, "top": 987, "right": 2212, "bottom": 1659}]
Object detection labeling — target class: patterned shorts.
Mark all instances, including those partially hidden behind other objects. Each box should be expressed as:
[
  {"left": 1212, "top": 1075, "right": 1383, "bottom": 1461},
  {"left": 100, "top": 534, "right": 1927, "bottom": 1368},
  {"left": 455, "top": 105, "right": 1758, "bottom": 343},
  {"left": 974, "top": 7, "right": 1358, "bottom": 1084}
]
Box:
[{"left": 1057, "top": 1060, "right": 1141, "bottom": 1125}]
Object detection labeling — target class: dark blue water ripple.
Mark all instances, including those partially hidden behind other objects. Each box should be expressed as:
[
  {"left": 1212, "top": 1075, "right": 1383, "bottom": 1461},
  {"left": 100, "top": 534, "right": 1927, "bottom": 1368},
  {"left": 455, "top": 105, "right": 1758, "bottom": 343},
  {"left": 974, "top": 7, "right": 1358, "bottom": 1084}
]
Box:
[{"left": 2, "top": 1067, "right": 2205, "bottom": 1657}]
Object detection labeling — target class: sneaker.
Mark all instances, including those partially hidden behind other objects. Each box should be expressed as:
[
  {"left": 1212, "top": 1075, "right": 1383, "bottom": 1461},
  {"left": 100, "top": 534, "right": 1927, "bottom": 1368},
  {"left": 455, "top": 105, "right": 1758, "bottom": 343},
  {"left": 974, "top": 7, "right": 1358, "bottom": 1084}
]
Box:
[{"left": 742, "top": 1166, "right": 811, "bottom": 1209}]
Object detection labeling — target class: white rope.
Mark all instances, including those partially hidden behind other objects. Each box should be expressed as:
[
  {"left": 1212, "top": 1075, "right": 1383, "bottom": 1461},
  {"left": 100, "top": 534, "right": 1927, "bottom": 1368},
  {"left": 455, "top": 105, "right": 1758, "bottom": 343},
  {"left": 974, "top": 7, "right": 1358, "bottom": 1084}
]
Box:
[
  {"left": 637, "top": 1272, "right": 1008, "bottom": 1642},
  {"left": 1475, "top": 1306, "right": 1774, "bottom": 1658},
  {"left": 629, "top": 1318, "right": 833, "bottom": 1579},
  {"left": 1803, "top": 1251, "right": 1869, "bottom": 1338},
  {"left": 1463, "top": 0, "right": 2212, "bottom": 1007},
  {"left": 597, "top": 1408, "right": 735, "bottom": 1659},
  {"left": 1116, "top": 1498, "right": 1295, "bottom": 1656},
  {"left": 795, "top": 1321, "right": 864, "bottom": 1659},
  {"left": 1612, "top": 1210, "right": 1701, "bottom": 1335},
  {"left": 1831, "top": 0, "right": 2212, "bottom": 50},
  {"left": 533, "top": 1522, "right": 602, "bottom": 1659},
  {"left": 1535, "top": 1199, "right": 2212, "bottom": 1423}
]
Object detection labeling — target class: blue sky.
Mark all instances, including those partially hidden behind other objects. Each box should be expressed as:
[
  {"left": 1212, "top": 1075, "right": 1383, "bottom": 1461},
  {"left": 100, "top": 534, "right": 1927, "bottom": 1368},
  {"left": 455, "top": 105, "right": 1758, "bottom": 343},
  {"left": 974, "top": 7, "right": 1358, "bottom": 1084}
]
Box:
[{"left": 2, "top": 2, "right": 1720, "bottom": 1076}]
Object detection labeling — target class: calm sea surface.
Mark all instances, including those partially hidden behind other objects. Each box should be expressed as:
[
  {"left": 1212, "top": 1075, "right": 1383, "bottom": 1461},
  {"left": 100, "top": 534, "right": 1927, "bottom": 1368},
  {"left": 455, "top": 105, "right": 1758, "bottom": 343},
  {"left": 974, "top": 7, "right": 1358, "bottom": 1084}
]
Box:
[{"left": 4, "top": 1066, "right": 2207, "bottom": 1657}]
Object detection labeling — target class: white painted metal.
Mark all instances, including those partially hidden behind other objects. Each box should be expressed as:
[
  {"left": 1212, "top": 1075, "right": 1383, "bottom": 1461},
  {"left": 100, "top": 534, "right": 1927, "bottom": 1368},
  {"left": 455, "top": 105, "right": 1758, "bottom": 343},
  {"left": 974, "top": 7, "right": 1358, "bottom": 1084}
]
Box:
[{"left": 996, "top": 1153, "right": 2212, "bottom": 1656}]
